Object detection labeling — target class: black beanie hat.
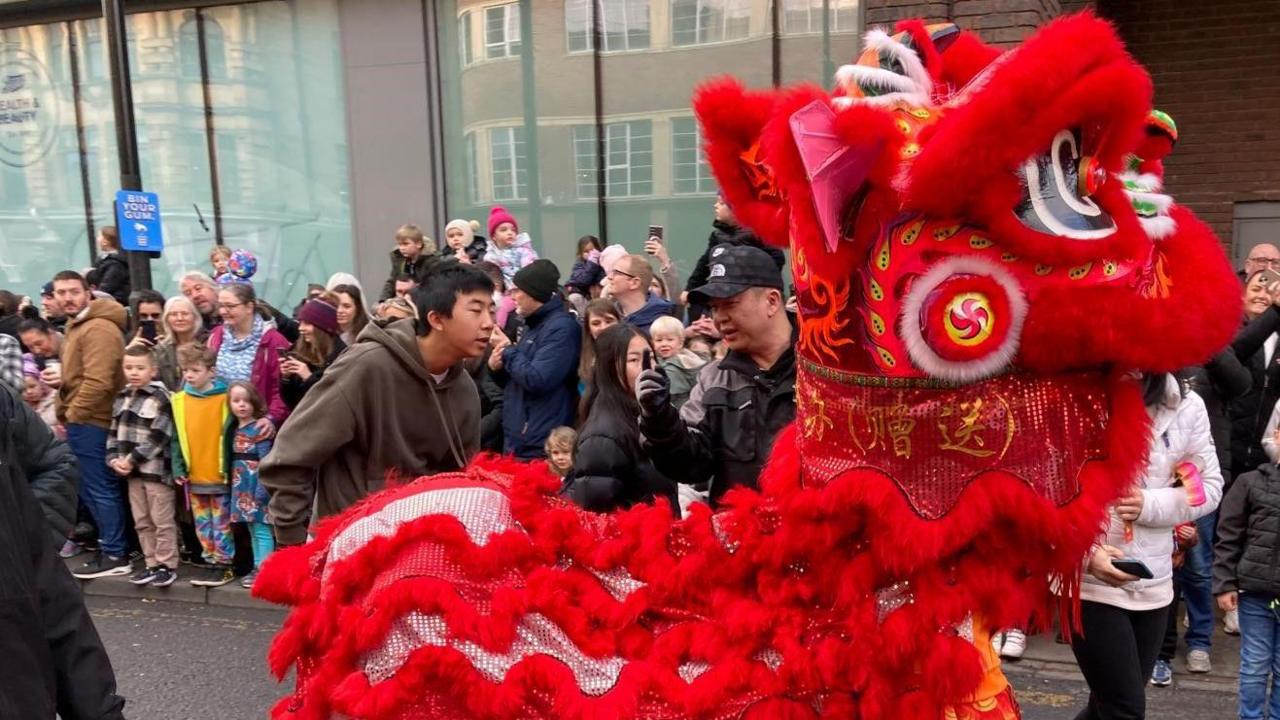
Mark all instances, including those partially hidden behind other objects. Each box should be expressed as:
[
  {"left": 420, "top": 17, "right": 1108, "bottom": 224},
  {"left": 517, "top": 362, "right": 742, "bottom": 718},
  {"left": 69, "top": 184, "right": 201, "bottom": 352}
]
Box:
[{"left": 513, "top": 259, "right": 560, "bottom": 303}]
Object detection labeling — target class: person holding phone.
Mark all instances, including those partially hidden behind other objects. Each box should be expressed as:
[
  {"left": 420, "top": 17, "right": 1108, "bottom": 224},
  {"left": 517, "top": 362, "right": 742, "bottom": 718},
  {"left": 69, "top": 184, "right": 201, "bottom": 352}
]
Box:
[
  {"left": 563, "top": 324, "right": 677, "bottom": 515},
  {"left": 488, "top": 260, "right": 581, "bottom": 461},
  {"left": 1069, "top": 371, "right": 1222, "bottom": 719},
  {"left": 643, "top": 227, "right": 685, "bottom": 320},
  {"left": 279, "top": 296, "right": 346, "bottom": 410}
]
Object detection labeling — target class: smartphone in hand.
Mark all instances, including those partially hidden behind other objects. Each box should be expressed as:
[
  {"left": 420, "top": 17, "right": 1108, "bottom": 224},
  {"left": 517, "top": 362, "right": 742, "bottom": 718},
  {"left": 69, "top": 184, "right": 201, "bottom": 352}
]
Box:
[
  {"left": 641, "top": 349, "right": 653, "bottom": 371},
  {"left": 647, "top": 225, "right": 664, "bottom": 241},
  {"left": 140, "top": 319, "right": 158, "bottom": 343}
]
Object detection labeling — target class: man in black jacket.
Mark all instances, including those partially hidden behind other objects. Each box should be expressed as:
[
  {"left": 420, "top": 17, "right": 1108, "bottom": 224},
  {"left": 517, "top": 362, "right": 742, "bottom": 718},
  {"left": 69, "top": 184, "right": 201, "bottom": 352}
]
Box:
[
  {"left": 0, "top": 387, "right": 125, "bottom": 719},
  {"left": 638, "top": 245, "right": 795, "bottom": 505}
]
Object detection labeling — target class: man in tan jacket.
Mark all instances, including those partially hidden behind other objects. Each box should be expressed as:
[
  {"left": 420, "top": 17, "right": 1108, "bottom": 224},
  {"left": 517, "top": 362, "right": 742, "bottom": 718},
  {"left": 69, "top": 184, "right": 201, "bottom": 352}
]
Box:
[
  {"left": 262, "top": 263, "right": 494, "bottom": 546},
  {"left": 49, "top": 271, "right": 132, "bottom": 579}
]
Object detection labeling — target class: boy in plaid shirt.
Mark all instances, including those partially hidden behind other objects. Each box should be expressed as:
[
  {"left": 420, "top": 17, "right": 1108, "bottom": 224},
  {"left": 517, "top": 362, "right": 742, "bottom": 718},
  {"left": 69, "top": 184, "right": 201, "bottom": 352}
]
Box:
[{"left": 107, "top": 345, "right": 178, "bottom": 587}]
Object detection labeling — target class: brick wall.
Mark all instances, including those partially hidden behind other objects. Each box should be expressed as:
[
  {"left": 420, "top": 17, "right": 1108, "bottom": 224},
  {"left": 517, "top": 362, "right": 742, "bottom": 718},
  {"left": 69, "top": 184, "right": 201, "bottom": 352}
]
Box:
[
  {"left": 1097, "top": 0, "right": 1280, "bottom": 250},
  {"left": 865, "top": 0, "right": 1061, "bottom": 46}
]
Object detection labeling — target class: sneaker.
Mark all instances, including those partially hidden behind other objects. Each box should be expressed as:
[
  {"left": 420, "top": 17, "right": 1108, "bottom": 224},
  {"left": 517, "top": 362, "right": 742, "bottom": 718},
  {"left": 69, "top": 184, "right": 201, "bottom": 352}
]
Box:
[
  {"left": 1151, "top": 659, "right": 1173, "bottom": 686},
  {"left": 240, "top": 569, "right": 258, "bottom": 590},
  {"left": 999, "top": 629, "right": 1026, "bottom": 660},
  {"left": 189, "top": 564, "right": 234, "bottom": 587},
  {"left": 127, "top": 550, "right": 144, "bottom": 567},
  {"left": 129, "top": 566, "right": 159, "bottom": 586},
  {"left": 58, "top": 539, "right": 85, "bottom": 559},
  {"left": 1224, "top": 608, "right": 1240, "bottom": 636},
  {"left": 71, "top": 553, "right": 132, "bottom": 579},
  {"left": 71, "top": 520, "right": 97, "bottom": 543},
  {"left": 1187, "top": 649, "right": 1211, "bottom": 674},
  {"left": 150, "top": 566, "right": 177, "bottom": 588}
]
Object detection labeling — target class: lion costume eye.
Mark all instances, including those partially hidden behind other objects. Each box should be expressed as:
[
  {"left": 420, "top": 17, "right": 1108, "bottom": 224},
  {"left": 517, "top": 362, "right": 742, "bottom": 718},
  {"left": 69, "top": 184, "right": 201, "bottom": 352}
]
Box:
[{"left": 1015, "top": 129, "right": 1116, "bottom": 240}]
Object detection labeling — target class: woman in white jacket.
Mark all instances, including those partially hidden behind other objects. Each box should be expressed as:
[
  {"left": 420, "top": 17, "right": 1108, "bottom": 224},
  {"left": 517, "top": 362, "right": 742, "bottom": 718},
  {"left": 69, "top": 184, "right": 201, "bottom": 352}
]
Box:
[{"left": 1072, "top": 372, "right": 1223, "bottom": 720}]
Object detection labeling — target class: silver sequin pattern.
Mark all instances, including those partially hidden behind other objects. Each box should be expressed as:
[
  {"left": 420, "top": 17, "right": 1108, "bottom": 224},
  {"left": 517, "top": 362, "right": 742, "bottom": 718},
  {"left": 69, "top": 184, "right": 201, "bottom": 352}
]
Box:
[
  {"left": 323, "top": 487, "right": 515, "bottom": 584},
  {"left": 360, "top": 611, "right": 626, "bottom": 696}
]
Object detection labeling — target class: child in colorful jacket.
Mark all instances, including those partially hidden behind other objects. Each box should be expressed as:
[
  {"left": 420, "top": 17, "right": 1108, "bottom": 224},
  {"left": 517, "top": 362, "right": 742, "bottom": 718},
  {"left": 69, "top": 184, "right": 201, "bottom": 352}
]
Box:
[
  {"left": 170, "top": 345, "right": 234, "bottom": 588},
  {"left": 483, "top": 206, "right": 538, "bottom": 288}
]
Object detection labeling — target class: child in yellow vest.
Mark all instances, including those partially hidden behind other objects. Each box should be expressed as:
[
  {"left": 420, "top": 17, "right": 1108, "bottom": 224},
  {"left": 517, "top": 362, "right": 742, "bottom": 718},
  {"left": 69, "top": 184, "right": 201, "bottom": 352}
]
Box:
[{"left": 170, "top": 345, "right": 234, "bottom": 587}]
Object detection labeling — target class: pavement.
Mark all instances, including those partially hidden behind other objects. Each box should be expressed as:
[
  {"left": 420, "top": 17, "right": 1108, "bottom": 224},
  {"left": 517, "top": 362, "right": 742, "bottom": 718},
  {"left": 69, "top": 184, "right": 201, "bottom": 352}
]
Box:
[
  {"left": 67, "top": 556, "right": 279, "bottom": 612},
  {"left": 1012, "top": 620, "right": 1241, "bottom": 693},
  {"left": 76, "top": 560, "right": 1241, "bottom": 719}
]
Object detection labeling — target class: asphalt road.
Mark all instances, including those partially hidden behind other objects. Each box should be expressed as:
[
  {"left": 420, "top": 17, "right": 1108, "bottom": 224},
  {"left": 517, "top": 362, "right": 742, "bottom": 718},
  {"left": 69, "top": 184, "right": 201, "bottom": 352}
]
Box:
[{"left": 89, "top": 596, "right": 1237, "bottom": 719}]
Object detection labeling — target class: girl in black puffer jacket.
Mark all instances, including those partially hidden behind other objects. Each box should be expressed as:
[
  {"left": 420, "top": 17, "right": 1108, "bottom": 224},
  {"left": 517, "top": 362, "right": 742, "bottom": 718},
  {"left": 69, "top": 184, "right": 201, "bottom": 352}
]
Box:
[{"left": 562, "top": 324, "right": 677, "bottom": 515}]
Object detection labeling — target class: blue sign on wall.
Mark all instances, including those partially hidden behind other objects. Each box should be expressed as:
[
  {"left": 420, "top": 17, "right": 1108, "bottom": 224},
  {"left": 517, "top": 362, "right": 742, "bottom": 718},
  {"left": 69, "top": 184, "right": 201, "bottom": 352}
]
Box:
[{"left": 116, "top": 190, "right": 163, "bottom": 252}]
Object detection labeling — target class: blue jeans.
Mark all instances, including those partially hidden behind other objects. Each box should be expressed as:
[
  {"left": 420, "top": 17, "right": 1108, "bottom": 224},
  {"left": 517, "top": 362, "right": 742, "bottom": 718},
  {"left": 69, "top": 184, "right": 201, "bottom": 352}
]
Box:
[
  {"left": 65, "top": 423, "right": 127, "bottom": 556},
  {"left": 1174, "top": 510, "right": 1217, "bottom": 651},
  {"left": 1239, "top": 591, "right": 1280, "bottom": 720}
]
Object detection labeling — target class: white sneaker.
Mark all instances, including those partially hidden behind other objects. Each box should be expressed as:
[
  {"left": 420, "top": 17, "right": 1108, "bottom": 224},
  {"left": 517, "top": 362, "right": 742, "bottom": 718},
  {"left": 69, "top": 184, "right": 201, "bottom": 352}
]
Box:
[
  {"left": 1000, "top": 629, "right": 1026, "bottom": 660},
  {"left": 1224, "top": 609, "right": 1240, "bottom": 636},
  {"left": 1186, "top": 649, "right": 1211, "bottom": 674}
]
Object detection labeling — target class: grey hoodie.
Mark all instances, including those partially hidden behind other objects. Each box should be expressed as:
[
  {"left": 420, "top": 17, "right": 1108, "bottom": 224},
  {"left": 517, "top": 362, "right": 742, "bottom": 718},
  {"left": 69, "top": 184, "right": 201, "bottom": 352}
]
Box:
[{"left": 260, "top": 318, "right": 480, "bottom": 545}]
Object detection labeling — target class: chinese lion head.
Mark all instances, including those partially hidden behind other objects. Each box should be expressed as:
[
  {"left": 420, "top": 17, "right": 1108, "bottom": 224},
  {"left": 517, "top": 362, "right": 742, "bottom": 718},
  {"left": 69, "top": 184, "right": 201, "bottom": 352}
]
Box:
[{"left": 256, "top": 13, "right": 1239, "bottom": 720}]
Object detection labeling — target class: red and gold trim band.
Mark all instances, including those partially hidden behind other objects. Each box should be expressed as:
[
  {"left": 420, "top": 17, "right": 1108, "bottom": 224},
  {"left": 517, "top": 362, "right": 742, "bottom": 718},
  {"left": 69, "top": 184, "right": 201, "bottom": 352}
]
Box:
[{"left": 796, "top": 359, "right": 1110, "bottom": 520}]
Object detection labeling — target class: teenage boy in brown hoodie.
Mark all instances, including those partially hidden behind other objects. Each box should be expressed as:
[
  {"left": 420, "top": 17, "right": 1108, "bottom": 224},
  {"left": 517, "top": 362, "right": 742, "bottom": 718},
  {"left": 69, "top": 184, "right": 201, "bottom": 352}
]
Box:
[{"left": 261, "top": 263, "right": 495, "bottom": 546}]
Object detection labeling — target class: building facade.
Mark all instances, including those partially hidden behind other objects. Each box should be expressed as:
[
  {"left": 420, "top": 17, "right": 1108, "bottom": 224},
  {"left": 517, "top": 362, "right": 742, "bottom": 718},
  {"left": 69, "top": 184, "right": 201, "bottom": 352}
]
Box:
[{"left": 0, "top": 0, "right": 1273, "bottom": 305}]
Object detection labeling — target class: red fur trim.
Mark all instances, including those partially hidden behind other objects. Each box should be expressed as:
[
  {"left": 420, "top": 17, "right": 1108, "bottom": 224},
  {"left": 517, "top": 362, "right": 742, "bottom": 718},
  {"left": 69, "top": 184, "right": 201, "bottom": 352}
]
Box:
[
  {"left": 901, "top": 14, "right": 1152, "bottom": 265},
  {"left": 1018, "top": 206, "right": 1240, "bottom": 373},
  {"left": 693, "top": 79, "right": 791, "bottom": 248}
]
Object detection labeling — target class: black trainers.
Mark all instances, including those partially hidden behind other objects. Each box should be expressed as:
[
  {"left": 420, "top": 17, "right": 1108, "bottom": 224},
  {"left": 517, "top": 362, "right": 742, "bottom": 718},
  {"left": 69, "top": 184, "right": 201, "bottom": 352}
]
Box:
[
  {"left": 150, "top": 566, "right": 177, "bottom": 588},
  {"left": 129, "top": 566, "right": 160, "bottom": 585},
  {"left": 189, "top": 564, "right": 234, "bottom": 587},
  {"left": 72, "top": 553, "right": 133, "bottom": 579}
]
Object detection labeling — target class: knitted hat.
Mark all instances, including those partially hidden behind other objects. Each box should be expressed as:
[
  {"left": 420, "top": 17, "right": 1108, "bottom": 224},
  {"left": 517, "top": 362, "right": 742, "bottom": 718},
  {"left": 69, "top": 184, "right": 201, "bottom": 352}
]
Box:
[
  {"left": 598, "top": 244, "right": 629, "bottom": 284},
  {"left": 297, "top": 298, "right": 340, "bottom": 336},
  {"left": 444, "top": 218, "right": 474, "bottom": 244},
  {"left": 513, "top": 259, "right": 560, "bottom": 304},
  {"left": 488, "top": 206, "right": 518, "bottom": 238}
]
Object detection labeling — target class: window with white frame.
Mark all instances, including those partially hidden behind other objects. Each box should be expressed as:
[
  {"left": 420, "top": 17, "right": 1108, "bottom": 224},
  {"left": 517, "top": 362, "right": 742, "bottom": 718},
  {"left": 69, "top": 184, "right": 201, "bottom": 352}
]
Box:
[
  {"left": 566, "top": 0, "right": 652, "bottom": 53},
  {"left": 465, "top": 132, "right": 479, "bottom": 203},
  {"left": 489, "top": 126, "right": 527, "bottom": 201},
  {"left": 573, "top": 121, "right": 653, "bottom": 198},
  {"left": 781, "top": 0, "right": 859, "bottom": 34},
  {"left": 670, "top": 0, "right": 751, "bottom": 47},
  {"left": 573, "top": 125, "right": 598, "bottom": 198},
  {"left": 484, "top": 4, "right": 521, "bottom": 60},
  {"left": 459, "top": 10, "right": 474, "bottom": 66},
  {"left": 671, "top": 117, "right": 715, "bottom": 195}
]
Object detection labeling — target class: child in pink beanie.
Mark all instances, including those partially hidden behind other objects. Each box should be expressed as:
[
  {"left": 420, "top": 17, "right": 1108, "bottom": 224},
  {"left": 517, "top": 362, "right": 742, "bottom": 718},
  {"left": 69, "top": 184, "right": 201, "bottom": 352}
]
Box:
[{"left": 483, "top": 206, "right": 538, "bottom": 287}]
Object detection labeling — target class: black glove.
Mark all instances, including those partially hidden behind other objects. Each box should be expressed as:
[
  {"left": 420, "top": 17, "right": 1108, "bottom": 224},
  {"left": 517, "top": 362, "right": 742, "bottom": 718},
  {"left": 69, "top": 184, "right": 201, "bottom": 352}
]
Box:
[{"left": 635, "top": 368, "right": 671, "bottom": 418}]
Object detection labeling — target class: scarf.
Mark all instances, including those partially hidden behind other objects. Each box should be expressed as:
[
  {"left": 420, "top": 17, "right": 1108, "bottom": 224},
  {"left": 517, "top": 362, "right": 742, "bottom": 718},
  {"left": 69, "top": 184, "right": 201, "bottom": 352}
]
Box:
[{"left": 217, "top": 315, "right": 265, "bottom": 382}]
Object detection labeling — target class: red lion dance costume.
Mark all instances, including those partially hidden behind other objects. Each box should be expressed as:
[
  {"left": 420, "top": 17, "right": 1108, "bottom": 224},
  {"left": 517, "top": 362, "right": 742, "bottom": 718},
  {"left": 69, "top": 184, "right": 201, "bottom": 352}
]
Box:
[{"left": 257, "top": 13, "right": 1240, "bottom": 720}]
